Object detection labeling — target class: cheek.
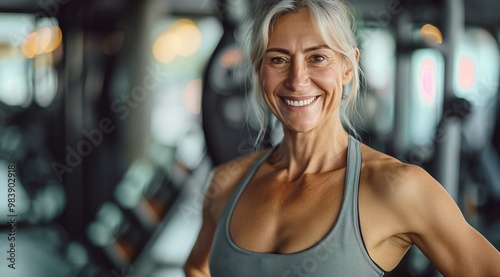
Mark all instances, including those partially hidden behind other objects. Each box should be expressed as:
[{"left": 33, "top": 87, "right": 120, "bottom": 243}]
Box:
[
  {"left": 259, "top": 73, "right": 269, "bottom": 93},
  {"left": 313, "top": 68, "right": 341, "bottom": 93},
  {"left": 258, "top": 69, "right": 274, "bottom": 107},
  {"left": 259, "top": 67, "right": 280, "bottom": 95}
]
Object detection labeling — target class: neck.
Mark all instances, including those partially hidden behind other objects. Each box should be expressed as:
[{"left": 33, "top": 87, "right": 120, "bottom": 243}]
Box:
[{"left": 270, "top": 117, "right": 349, "bottom": 181}]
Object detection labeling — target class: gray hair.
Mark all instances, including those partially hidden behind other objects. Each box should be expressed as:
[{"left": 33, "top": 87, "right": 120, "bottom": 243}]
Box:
[{"left": 242, "top": 0, "right": 361, "bottom": 146}]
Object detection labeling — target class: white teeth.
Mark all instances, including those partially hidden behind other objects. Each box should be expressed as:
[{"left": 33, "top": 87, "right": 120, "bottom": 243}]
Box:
[{"left": 284, "top": 96, "right": 316, "bottom": 107}]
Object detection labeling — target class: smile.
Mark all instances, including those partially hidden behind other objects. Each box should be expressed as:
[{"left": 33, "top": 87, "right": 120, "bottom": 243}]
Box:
[{"left": 283, "top": 96, "right": 317, "bottom": 107}]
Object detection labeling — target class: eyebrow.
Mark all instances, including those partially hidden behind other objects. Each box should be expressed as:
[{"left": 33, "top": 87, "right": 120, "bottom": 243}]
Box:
[{"left": 265, "top": 45, "right": 331, "bottom": 55}]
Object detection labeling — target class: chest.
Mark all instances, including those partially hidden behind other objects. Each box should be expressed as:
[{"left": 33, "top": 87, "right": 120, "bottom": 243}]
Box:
[{"left": 229, "top": 170, "right": 346, "bottom": 254}]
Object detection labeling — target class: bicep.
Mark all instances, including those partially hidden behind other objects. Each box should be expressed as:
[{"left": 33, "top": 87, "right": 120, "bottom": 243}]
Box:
[
  {"left": 184, "top": 170, "right": 218, "bottom": 277},
  {"left": 184, "top": 158, "right": 250, "bottom": 276},
  {"left": 401, "top": 170, "right": 500, "bottom": 276},
  {"left": 184, "top": 203, "right": 216, "bottom": 277},
  {"left": 412, "top": 220, "right": 500, "bottom": 276}
]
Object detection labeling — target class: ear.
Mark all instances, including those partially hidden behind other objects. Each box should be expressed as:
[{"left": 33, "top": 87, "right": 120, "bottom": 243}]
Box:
[{"left": 342, "top": 47, "right": 360, "bottom": 86}]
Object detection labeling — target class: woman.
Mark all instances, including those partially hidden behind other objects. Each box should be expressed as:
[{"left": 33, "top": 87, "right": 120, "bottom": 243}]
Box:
[{"left": 185, "top": 0, "right": 500, "bottom": 276}]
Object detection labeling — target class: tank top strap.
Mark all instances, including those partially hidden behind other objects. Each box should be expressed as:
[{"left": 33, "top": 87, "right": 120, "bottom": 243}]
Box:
[
  {"left": 326, "top": 134, "right": 361, "bottom": 234},
  {"left": 343, "top": 135, "right": 386, "bottom": 274},
  {"left": 344, "top": 135, "right": 362, "bottom": 215}
]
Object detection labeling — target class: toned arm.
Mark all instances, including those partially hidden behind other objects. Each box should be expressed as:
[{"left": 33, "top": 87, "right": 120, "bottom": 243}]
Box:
[
  {"left": 183, "top": 199, "right": 216, "bottom": 277},
  {"left": 184, "top": 152, "right": 258, "bottom": 276},
  {"left": 183, "top": 169, "right": 217, "bottom": 277},
  {"left": 393, "top": 165, "right": 500, "bottom": 276}
]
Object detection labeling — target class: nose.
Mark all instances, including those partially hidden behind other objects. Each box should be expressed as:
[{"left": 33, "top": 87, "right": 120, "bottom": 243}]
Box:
[{"left": 285, "top": 59, "right": 310, "bottom": 91}]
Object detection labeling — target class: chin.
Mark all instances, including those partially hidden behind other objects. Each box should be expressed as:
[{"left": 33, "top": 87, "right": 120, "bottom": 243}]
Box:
[
  {"left": 284, "top": 123, "right": 317, "bottom": 134},
  {"left": 279, "top": 112, "right": 319, "bottom": 130}
]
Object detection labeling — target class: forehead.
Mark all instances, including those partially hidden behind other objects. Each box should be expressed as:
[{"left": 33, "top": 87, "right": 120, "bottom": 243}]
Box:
[{"left": 268, "top": 9, "right": 325, "bottom": 47}]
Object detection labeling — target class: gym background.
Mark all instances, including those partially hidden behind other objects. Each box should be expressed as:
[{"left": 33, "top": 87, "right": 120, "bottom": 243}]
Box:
[{"left": 0, "top": 0, "right": 499, "bottom": 276}]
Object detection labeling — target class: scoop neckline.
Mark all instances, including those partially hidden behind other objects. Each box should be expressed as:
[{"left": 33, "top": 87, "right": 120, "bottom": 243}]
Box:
[{"left": 224, "top": 138, "right": 352, "bottom": 257}]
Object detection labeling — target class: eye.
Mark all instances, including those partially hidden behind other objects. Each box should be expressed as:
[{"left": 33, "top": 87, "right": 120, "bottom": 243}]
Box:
[
  {"left": 270, "top": 57, "right": 287, "bottom": 64},
  {"left": 310, "top": 55, "right": 326, "bottom": 63}
]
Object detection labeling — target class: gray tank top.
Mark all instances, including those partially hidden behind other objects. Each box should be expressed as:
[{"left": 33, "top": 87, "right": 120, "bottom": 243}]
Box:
[{"left": 209, "top": 136, "right": 386, "bottom": 276}]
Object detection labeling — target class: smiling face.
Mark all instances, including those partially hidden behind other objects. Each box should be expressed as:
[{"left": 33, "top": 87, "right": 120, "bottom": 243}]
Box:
[{"left": 259, "top": 9, "right": 355, "bottom": 134}]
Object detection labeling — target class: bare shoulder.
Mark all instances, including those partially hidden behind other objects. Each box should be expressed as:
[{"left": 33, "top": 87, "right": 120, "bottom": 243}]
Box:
[
  {"left": 359, "top": 143, "right": 458, "bottom": 229},
  {"left": 205, "top": 148, "right": 272, "bottom": 221},
  {"left": 360, "top": 143, "right": 421, "bottom": 187},
  {"left": 360, "top": 142, "right": 437, "bottom": 192}
]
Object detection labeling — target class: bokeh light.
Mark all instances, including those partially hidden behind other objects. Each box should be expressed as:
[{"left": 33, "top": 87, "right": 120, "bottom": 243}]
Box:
[
  {"left": 152, "top": 18, "right": 202, "bottom": 63},
  {"left": 21, "top": 26, "right": 62, "bottom": 59},
  {"left": 183, "top": 79, "right": 202, "bottom": 115},
  {"left": 420, "top": 24, "right": 443, "bottom": 45}
]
